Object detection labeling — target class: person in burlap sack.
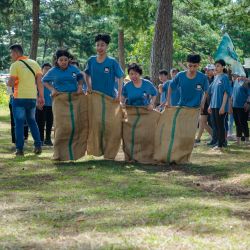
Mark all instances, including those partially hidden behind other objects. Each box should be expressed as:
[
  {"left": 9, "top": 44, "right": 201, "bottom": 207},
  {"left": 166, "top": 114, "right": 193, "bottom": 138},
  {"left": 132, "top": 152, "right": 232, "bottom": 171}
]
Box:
[
  {"left": 121, "top": 63, "right": 159, "bottom": 164},
  {"left": 42, "top": 49, "right": 87, "bottom": 161}
]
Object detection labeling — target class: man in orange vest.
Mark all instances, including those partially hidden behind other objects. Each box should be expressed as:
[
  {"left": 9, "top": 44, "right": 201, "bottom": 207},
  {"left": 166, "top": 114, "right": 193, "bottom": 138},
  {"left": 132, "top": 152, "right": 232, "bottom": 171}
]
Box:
[{"left": 7, "top": 44, "right": 44, "bottom": 156}]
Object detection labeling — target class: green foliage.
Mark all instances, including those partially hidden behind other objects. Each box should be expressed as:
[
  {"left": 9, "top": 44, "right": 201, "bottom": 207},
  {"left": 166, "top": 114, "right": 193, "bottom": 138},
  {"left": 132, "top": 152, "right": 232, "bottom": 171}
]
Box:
[
  {"left": 0, "top": 0, "right": 248, "bottom": 72},
  {"left": 0, "top": 83, "right": 9, "bottom": 106},
  {"left": 127, "top": 26, "right": 154, "bottom": 75}
]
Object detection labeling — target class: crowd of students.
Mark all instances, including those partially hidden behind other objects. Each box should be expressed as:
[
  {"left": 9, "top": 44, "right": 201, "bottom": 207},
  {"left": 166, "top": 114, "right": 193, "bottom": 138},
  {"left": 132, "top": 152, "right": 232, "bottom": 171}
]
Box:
[{"left": 7, "top": 33, "right": 250, "bottom": 157}]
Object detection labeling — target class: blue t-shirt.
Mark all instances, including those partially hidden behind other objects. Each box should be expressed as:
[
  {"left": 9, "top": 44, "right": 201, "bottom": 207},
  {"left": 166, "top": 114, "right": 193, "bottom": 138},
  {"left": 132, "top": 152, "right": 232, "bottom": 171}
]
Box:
[
  {"left": 209, "top": 74, "right": 231, "bottom": 111},
  {"left": 232, "top": 79, "right": 249, "bottom": 108},
  {"left": 44, "top": 87, "right": 52, "bottom": 106},
  {"left": 42, "top": 65, "right": 83, "bottom": 93},
  {"left": 168, "top": 79, "right": 180, "bottom": 106},
  {"left": 84, "top": 56, "right": 124, "bottom": 98},
  {"left": 122, "top": 79, "right": 158, "bottom": 106},
  {"left": 160, "top": 81, "right": 169, "bottom": 104},
  {"left": 170, "top": 71, "right": 208, "bottom": 107}
]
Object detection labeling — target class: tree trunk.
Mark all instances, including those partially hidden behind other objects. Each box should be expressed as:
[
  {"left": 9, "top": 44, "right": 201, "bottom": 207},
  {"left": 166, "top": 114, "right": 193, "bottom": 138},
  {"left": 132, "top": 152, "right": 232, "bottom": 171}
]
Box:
[
  {"left": 150, "top": 0, "right": 173, "bottom": 85},
  {"left": 42, "top": 38, "right": 49, "bottom": 64},
  {"left": 118, "top": 29, "right": 126, "bottom": 71},
  {"left": 30, "top": 0, "right": 40, "bottom": 60}
]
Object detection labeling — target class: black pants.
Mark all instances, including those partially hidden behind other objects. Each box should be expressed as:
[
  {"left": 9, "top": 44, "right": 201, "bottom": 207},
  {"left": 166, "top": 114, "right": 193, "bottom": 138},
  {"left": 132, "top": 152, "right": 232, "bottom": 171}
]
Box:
[
  {"left": 233, "top": 108, "right": 249, "bottom": 140},
  {"left": 211, "top": 108, "right": 227, "bottom": 147},
  {"left": 35, "top": 106, "right": 53, "bottom": 142},
  {"left": 9, "top": 103, "right": 28, "bottom": 143}
]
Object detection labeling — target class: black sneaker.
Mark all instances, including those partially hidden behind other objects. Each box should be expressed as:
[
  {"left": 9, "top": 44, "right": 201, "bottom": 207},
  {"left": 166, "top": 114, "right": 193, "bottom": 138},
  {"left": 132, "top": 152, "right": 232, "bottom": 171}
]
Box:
[
  {"left": 34, "top": 147, "right": 42, "bottom": 155},
  {"left": 15, "top": 150, "right": 24, "bottom": 156},
  {"left": 195, "top": 139, "right": 201, "bottom": 143},
  {"left": 207, "top": 140, "right": 217, "bottom": 146},
  {"left": 44, "top": 139, "right": 53, "bottom": 146}
]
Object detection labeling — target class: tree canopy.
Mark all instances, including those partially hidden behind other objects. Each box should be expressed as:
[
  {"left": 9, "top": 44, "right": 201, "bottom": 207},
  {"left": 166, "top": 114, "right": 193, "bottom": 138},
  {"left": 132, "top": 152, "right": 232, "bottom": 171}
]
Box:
[{"left": 0, "top": 0, "right": 249, "bottom": 73}]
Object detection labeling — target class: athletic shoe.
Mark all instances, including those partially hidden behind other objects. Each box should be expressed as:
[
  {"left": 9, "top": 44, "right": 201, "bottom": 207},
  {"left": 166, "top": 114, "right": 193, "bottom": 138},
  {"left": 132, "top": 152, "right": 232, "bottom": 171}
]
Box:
[
  {"left": 15, "top": 150, "right": 24, "bottom": 156},
  {"left": 212, "top": 146, "right": 223, "bottom": 153},
  {"left": 207, "top": 140, "right": 217, "bottom": 146},
  {"left": 44, "top": 139, "right": 53, "bottom": 146},
  {"left": 195, "top": 139, "right": 201, "bottom": 143},
  {"left": 34, "top": 147, "right": 42, "bottom": 155}
]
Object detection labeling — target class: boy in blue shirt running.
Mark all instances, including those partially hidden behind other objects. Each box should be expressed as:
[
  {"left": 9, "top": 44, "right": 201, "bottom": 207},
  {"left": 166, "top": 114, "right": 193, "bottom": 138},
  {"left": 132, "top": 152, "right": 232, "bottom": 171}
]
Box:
[
  {"left": 166, "top": 54, "right": 208, "bottom": 109},
  {"left": 84, "top": 34, "right": 124, "bottom": 100}
]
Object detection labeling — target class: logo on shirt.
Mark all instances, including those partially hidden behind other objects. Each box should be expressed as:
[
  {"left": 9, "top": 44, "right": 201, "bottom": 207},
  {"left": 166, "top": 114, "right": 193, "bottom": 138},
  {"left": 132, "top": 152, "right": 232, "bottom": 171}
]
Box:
[
  {"left": 104, "top": 67, "right": 110, "bottom": 73},
  {"left": 72, "top": 72, "right": 77, "bottom": 78},
  {"left": 196, "top": 84, "right": 202, "bottom": 90}
]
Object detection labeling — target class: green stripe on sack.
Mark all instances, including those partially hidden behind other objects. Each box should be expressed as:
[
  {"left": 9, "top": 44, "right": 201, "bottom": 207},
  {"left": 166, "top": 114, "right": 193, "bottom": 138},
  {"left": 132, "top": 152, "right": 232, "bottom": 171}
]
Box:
[
  {"left": 166, "top": 108, "right": 181, "bottom": 163},
  {"left": 100, "top": 94, "right": 106, "bottom": 154},
  {"left": 130, "top": 107, "right": 141, "bottom": 160},
  {"left": 68, "top": 93, "right": 76, "bottom": 160}
]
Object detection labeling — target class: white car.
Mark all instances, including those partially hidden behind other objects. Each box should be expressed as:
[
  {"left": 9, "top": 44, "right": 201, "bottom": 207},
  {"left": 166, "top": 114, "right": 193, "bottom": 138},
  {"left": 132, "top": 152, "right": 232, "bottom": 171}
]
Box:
[{"left": 0, "top": 73, "right": 10, "bottom": 83}]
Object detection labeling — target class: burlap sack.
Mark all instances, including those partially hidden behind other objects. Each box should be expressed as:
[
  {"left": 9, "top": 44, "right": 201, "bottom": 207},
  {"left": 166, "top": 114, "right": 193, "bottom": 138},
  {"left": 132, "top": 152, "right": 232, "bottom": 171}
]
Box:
[
  {"left": 87, "top": 91, "right": 122, "bottom": 159},
  {"left": 154, "top": 107, "right": 199, "bottom": 164},
  {"left": 52, "top": 93, "right": 88, "bottom": 161},
  {"left": 122, "top": 106, "right": 161, "bottom": 164}
]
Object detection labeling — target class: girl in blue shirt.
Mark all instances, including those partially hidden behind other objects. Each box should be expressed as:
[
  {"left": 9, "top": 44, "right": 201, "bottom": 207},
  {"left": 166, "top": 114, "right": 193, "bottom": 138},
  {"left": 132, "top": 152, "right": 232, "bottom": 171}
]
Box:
[
  {"left": 232, "top": 76, "right": 250, "bottom": 145},
  {"left": 121, "top": 63, "right": 157, "bottom": 110},
  {"left": 208, "top": 59, "right": 231, "bottom": 151},
  {"left": 42, "top": 49, "right": 83, "bottom": 96}
]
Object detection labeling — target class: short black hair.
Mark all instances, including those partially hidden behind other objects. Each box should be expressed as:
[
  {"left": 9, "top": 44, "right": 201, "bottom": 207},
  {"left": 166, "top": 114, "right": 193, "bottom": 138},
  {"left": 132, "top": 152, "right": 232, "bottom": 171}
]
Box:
[
  {"left": 55, "top": 49, "right": 71, "bottom": 60},
  {"left": 127, "top": 63, "right": 143, "bottom": 75},
  {"left": 170, "top": 68, "right": 179, "bottom": 73},
  {"left": 42, "top": 63, "right": 52, "bottom": 69},
  {"left": 159, "top": 69, "right": 168, "bottom": 75},
  {"left": 95, "top": 34, "right": 111, "bottom": 44},
  {"left": 71, "top": 60, "right": 79, "bottom": 67},
  {"left": 187, "top": 54, "right": 201, "bottom": 64},
  {"left": 144, "top": 76, "right": 151, "bottom": 81},
  {"left": 215, "top": 59, "right": 226, "bottom": 67},
  {"left": 9, "top": 44, "right": 23, "bottom": 54}
]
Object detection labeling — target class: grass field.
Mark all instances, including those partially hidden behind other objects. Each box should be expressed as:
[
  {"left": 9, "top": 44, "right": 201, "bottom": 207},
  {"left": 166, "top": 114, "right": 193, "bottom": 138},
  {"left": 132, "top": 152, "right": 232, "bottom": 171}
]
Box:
[{"left": 0, "top": 105, "right": 249, "bottom": 250}]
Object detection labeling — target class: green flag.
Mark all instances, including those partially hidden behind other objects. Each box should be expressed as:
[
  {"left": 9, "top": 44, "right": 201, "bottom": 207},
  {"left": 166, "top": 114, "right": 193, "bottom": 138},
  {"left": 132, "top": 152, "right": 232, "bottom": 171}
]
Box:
[{"left": 215, "top": 33, "right": 245, "bottom": 76}]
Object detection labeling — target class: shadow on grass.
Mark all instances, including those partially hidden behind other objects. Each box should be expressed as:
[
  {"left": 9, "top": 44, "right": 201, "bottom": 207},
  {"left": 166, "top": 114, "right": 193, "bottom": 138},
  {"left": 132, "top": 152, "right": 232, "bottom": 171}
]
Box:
[{"left": 54, "top": 157, "right": 250, "bottom": 180}]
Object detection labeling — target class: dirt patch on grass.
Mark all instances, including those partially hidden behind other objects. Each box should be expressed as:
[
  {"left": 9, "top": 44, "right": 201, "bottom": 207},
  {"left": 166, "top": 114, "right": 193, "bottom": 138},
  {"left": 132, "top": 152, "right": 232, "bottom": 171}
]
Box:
[{"left": 192, "top": 175, "right": 250, "bottom": 198}]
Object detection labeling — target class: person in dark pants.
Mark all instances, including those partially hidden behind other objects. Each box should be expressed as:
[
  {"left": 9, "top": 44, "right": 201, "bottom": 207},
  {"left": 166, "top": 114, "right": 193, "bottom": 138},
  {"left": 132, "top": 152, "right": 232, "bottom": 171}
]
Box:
[
  {"left": 232, "top": 75, "right": 250, "bottom": 145},
  {"left": 36, "top": 63, "right": 53, "bottom": 146},
  {"left": 205, "top": 64, "right": 218, "bottom": 146},
  {"left": 208, "top": 59, "right": 231, "bottom": 152}
]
